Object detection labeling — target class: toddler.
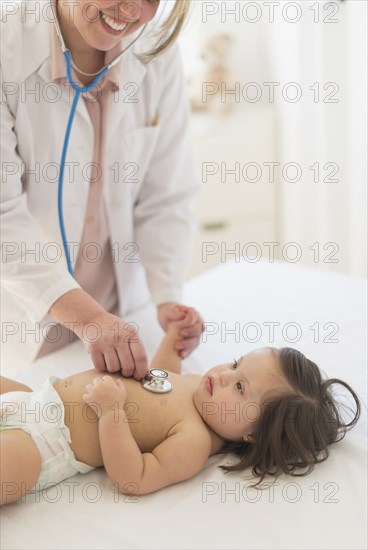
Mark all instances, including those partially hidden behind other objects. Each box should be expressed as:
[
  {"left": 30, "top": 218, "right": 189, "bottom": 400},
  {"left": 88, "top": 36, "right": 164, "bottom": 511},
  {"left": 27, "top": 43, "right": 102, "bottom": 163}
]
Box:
[{"left": 0, "top": 309, "right": 361, "bottom": 505}]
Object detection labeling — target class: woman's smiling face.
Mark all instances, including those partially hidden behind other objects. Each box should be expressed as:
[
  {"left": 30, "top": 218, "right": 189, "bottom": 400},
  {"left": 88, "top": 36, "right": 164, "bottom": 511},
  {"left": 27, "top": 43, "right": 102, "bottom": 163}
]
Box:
[
  {"left": 193, "top": 348, "right": 292, "bottom": 442},
  {"left": 58, "top": 0, "right": 160, "bottom": 52}
]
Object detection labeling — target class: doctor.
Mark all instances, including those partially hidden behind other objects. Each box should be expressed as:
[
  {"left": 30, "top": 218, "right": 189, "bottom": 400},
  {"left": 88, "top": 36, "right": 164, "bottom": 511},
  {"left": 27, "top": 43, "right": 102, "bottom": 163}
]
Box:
[{"left": 0, "top": 0, "right": 203, "bottom": 377}]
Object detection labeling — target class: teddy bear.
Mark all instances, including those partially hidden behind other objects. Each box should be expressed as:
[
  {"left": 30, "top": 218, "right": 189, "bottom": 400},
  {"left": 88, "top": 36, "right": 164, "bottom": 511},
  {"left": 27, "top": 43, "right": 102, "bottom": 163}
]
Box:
[{"left": 187, "top": 34, "right": 238, "bottom": 116}]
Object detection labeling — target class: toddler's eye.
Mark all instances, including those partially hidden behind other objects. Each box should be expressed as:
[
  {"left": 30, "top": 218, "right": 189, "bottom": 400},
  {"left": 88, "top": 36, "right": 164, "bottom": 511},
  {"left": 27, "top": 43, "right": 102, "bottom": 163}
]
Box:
[
  {"left": 236, "top": 382, "right": 244, "bottom": 395},
  {"left": 232, "top": 358, "right": 238, "bottom": 369}
]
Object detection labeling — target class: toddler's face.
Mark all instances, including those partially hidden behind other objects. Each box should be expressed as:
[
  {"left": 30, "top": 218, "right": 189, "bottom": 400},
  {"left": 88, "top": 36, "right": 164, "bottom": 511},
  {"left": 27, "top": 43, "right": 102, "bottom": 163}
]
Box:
[
  {"left": 59, "top": 1, "right": 160, "bottom": 53},
  {"left": 193, "top": 348, "right": 292, "bottom": 442}
]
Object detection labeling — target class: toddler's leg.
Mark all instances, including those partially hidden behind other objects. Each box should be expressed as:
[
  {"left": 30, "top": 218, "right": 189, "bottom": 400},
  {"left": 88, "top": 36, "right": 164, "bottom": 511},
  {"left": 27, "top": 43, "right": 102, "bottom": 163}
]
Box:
[
  {"left": 0, "top": 429, "right": 41, "bottom": 505},
  {"left": 0, "top": 377, "right": 33, "bottom": 395}
]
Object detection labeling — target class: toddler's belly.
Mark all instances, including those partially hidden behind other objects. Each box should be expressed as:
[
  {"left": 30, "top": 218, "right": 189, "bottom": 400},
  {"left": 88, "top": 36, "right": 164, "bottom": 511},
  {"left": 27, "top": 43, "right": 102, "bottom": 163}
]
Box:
[{"left": 53, "top": 372, "right": 104, "bottom": 467}]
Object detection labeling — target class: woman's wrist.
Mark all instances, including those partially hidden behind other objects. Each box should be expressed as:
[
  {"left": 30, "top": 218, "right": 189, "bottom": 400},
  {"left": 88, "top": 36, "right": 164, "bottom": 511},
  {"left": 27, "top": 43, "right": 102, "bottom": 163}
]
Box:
[{"left": 49, "top": 288, "right": 105, "bottom": 329}]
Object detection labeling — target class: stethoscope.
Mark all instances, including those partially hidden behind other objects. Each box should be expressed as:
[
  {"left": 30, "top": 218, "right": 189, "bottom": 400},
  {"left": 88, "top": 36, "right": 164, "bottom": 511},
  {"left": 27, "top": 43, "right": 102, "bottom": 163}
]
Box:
[
  {"left": 141, "top": 369, "right": 173, "bottom": 393},
  {"left": 50, "top": 3, "right": 171, "bottom": 396},
  {"left": 50, "top": 0, "right": 147, "bottom": 276}
]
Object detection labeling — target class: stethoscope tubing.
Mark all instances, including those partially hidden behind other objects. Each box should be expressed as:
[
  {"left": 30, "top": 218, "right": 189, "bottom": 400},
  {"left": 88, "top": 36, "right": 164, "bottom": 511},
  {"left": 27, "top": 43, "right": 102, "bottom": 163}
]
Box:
[
  {"left": 50, "top": 0, "right": 147, "bottom": 277},
  {"left": 54, "top": 10, "right": 147, "bottom": 275},
  {"left": 58, "top": 51, "right": 109, "bottom": 276}
]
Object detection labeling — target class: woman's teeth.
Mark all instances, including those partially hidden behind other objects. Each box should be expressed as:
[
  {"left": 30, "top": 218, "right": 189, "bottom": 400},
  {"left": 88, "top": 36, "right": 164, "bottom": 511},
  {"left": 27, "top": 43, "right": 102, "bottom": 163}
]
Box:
[{"left": 100, "top": 12, "right": 128, "bottom": 32}]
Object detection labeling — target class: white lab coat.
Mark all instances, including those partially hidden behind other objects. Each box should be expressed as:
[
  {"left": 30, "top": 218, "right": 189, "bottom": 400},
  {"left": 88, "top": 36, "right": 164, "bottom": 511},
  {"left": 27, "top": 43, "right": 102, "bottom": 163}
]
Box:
[{"left": 0, "top": 1, "right": 199, "bottom": 369}]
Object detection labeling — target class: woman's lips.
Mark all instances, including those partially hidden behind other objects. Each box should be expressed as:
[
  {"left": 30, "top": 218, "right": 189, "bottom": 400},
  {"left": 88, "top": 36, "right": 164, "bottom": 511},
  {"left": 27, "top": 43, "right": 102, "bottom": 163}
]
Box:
[
  {"left": 99, "top": 11, "right": 130, "bottom": 36},
  {"left": 205, "top": 377, "right": 213, "bottom": 396}
]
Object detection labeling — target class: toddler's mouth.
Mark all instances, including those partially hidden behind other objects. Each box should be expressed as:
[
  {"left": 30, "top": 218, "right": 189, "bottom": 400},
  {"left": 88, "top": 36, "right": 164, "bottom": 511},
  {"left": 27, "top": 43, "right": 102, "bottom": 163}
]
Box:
[{"left": 205, "top": 377, "right": 213, "bottom": 396}]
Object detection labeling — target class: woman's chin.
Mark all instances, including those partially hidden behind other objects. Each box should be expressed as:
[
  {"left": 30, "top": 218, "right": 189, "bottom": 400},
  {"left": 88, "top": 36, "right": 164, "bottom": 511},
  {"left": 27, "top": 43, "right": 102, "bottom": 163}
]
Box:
[{"left": 86, "top": 29, "right": 136, "bottom": 53}]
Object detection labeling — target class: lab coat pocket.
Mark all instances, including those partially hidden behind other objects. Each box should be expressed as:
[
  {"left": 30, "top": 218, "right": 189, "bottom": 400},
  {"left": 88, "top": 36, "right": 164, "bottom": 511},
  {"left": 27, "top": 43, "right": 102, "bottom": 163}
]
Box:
[{"left": 121, "top": 125, "right": 160, "bottom": 202}]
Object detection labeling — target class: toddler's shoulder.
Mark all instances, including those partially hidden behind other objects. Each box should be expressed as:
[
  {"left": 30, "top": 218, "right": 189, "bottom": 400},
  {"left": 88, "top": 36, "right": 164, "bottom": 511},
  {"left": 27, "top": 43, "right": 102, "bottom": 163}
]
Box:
[{"left": 168, "top": 417, "right": 213, "bottom": 456}]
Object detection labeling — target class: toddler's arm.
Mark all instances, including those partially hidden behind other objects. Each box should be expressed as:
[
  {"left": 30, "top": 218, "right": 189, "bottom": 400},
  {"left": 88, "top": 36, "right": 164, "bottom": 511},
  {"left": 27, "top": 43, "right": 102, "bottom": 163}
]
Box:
[
  {"left": 150, "top": 308, "right": 198, "bottom": 374},
  {"left": 101, "top": 412, "right": 211, "bottom": 495}
]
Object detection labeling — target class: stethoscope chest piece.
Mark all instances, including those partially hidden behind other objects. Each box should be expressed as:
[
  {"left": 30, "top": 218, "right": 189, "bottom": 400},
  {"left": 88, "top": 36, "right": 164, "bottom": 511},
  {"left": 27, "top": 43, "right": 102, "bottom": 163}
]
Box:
[{"left": 141, "top": 369, "right": 173, "bottom": 394}]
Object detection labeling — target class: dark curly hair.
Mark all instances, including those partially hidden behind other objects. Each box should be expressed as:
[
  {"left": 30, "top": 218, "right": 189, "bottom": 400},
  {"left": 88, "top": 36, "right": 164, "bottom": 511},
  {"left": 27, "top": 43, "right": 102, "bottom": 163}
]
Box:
[{"left": 215, "top": 347, "right": 361, "bottom": 487}]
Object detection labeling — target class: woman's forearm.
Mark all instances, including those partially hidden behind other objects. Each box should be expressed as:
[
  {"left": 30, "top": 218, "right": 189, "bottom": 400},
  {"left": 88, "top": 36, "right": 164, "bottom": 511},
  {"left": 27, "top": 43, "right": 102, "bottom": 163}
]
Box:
[
  {"left": 98, "top": 409, "right": 144, "bottom": 492},
  {"left": 49, "top": 288, "right": 104, "bottom": 328}
]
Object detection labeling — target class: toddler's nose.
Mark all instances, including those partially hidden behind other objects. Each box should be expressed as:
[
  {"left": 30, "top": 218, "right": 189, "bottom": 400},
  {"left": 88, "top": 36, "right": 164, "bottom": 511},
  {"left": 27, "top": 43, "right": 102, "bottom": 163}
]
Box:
[{"left": 219, "top": 370, "right": 231, "bottom": 386}]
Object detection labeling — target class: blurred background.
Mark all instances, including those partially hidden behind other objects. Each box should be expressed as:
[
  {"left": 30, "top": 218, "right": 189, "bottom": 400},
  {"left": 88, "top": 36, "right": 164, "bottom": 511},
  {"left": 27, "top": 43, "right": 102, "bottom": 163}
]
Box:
[{"left": 173, "top": 0, "right": 367, "bottom": 278}]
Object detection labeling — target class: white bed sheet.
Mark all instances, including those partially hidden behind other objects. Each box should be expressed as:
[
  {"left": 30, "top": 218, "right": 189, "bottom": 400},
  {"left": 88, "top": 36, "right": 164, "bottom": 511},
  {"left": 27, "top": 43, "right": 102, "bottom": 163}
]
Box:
[{"left": 1, "top": 260, "right": 367, "bottom": 550}]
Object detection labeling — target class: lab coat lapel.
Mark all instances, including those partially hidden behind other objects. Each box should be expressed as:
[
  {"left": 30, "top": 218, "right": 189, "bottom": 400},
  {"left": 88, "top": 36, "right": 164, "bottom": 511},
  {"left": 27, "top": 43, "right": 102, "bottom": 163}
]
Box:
[
  {"left": 104, "top": 51, "right": 147, "bottom": 212},
  {"left": 107, "top": 49, "right": 148, "bottom": 141}
]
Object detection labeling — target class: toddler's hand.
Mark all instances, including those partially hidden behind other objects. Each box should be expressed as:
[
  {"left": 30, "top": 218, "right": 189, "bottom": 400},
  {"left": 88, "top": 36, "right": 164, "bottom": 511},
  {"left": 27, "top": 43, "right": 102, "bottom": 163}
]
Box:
[
  {"left": 168, "top": 306, "right": 204, "bottom": 358},
  {"left": 167, "top": 306, "right": 197, "bottom": 333},
  {"left": 82, "top": 375, "right": 127, "bottom": 418},
  {"left": 157, "top": 302, "right": 204, "bottom": 359}
]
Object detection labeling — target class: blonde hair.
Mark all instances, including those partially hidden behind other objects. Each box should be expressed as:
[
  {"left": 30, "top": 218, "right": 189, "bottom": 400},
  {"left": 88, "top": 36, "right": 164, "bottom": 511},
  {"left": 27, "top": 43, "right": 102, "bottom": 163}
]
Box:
[{"left": 140, "top": 0, "right": 192, "bottom": 62}]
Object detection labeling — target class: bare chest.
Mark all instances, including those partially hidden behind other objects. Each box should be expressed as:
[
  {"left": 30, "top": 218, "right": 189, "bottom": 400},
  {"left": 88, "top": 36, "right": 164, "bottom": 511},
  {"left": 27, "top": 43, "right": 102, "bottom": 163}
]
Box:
[{"left": 54, "top": 371, "right": 220, "bottom": 466}]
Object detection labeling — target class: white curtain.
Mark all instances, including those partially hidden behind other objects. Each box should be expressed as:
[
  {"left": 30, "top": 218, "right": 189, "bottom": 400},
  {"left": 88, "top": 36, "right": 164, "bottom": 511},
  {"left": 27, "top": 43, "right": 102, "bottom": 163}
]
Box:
[
  {"left": 179, "top": 0, "right": 366, "bottom": 275},
  {"left": 264, "top": 0, "right": 367, "bottom": 275}
]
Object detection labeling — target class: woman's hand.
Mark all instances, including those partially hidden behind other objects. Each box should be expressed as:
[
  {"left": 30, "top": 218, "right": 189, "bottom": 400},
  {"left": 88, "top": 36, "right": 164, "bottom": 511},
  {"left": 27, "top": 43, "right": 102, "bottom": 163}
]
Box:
[
  {"left": 82, "top": 375, "right": 127, "bottom": 419},
  {"left": 157, "top": 303, "right": 204, "bottom": 358},
  {"left": 74, "top": 311, "right": 148, "bottom": 380}
]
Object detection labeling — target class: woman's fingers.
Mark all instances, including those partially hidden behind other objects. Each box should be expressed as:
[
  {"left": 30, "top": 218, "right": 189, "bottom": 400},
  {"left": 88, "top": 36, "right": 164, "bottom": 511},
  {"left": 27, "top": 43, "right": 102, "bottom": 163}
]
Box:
[
  {"left": 115, "top": 345, "right": 135, "bottom": 378},
  {"left": 104, "top": 349, "right": 121, "bottom": 374},
  {"left": 172, "top": 309, "right": 203, "bottom": 333},
  {"left": 180, "top": 316, "right": 204, "bottom": 337},
  {"left": 168, "top": 307, "right": 204, "bottom": 358},
  {"left": 180, "top": 324, "right": 204, "bottom": 338},
  {"left": 89, "top": 350, "right": 107, "bottom": 372},
  {"left": 79, "top": 312, "right": 149, "bottom": 379},
  {"left": 128, "top": 338, "right": 148, "bottom": 380},
  {"left": 175, "top": 336, "right": 200, "bottom": 357}
]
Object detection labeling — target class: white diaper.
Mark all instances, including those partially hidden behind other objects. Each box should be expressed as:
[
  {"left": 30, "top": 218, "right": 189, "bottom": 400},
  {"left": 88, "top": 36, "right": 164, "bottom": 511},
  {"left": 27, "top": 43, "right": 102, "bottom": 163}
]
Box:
[{"left": 0, "top": 376, "right": 95, "bottom": 492}]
